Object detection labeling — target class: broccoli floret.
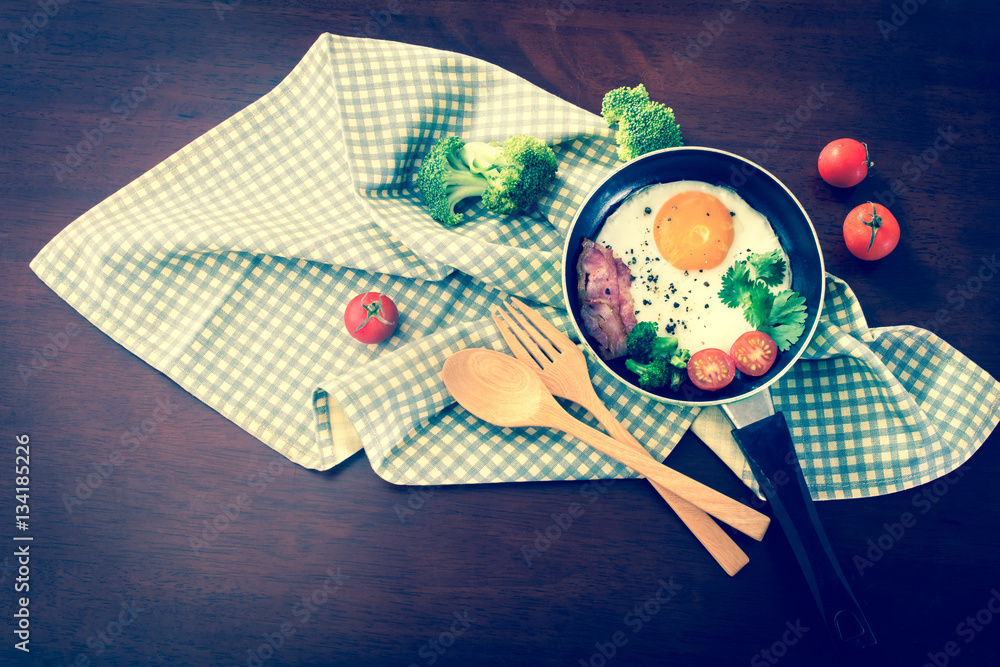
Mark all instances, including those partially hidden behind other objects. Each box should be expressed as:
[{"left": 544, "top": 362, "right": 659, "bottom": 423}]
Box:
[
  {"left": 601, "top": 84, "right": 683, "bottom": 162},
  {"left": 623, "top": 321, "right": 690, "bottom": 391},
  {"left": 671, "top": 348, "right": 692, "bottom": 367},
  {"left": 479, "top": 135, "right": 559, "bottom": 215},
  {"left": 618, "top": 103, "right": 683, "bottom": 162},
  {"left": 415, "top": 136, "right": 488, "bottom": 227},
  {"left": 625, "top": 321, "right": 679, "bottom": 363},
  {"left": 416, "top": 135, "right": 558, "bottom": 227},
  {"left": 601, "top": 84, "right": 649, "bottom": 125},
  {"left": 625, "top": 355, "right": 686, "bottom": 392}
]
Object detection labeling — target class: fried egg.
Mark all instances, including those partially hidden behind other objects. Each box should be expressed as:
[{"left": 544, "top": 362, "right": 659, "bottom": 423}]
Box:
[{"left": 595, "top": 180, "right": 792, "bottom": 352}]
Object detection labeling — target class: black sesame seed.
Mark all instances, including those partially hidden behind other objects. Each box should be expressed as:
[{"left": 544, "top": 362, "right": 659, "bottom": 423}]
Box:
[{"left": 644, "top": 207, "right": 652, "bottom": 214}]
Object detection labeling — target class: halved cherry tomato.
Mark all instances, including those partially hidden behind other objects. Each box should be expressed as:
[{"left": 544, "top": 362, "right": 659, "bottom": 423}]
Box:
[
  {"left": 730, "top": 331, "right": 778, "bottom": 376},
  {"left": 818, "top": 138, "right": 872, "bottom": 188},
  {"left": 344, "top": 292, "right": 398, "bottom": 344},
  {"left": 843, "top": 202, "right": 900, "bottom": 260},
  {"left": 686, "top": 348, "right": 736, "bottom": 391}
]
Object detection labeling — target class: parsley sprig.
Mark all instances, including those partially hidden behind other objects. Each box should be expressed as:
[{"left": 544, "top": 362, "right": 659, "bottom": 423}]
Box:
[{"left": 717, "top": 250, "right": 807, "bottom": 351}]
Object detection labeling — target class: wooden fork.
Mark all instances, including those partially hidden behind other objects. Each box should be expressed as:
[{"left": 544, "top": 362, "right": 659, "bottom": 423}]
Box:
[{"left": 492, "top": 297, "right": 760, "bottom": 576}]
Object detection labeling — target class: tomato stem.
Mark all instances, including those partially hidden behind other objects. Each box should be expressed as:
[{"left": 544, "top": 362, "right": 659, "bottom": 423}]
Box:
[
  {"left": 859, "top": 202, "right": 882, "bottom": 252},
  {"left": 353, "top": 294, "right": 397, "bottom": 333},
  {"left": 862, "top": 141, "right": 874, "bottom": 170}
]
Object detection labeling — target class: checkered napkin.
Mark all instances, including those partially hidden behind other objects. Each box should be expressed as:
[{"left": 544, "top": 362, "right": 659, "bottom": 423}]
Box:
[{"left": 30, "top": 34, "right": 1000, "bottom": 500}]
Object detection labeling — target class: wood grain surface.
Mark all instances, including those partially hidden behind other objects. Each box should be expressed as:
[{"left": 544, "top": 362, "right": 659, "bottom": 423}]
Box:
[{"left": 2, "top": 1, "right": 999, "bottom": 666}]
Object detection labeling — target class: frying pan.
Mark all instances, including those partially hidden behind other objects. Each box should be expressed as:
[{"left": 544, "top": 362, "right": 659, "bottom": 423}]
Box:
[{"left": 562, "top": 147, "right": 875, "bottom": 651}]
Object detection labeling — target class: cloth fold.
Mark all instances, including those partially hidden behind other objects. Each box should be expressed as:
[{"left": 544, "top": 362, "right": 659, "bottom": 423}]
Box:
[{"left": 31, "top": 34, "right": 1000, "bottom": 500}]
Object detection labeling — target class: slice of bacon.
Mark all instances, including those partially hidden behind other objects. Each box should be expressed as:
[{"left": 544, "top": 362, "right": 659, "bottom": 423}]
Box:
[
  {"left": 615, "top": 250, "right": 638, "bottom": 333},
  {"left": 575, "top": 239, "right": 636, "bottom": 360}
]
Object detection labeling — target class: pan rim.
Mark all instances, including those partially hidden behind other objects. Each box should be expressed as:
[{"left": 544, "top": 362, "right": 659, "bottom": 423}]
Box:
[{"left": 561, "top": 145, "right": 827, "bottom": 407}]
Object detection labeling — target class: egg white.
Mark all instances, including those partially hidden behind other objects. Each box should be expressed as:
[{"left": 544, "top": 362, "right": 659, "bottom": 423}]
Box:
[{"left": 595, "top": 180, "right": 792, "bottom": 352}]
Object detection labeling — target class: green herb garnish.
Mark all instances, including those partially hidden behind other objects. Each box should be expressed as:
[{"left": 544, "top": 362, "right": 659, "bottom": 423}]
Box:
[
  {"left": 747, "top": 249, "right": 787, "bottom": 287},
  {"left": 718, "top": 252, "right": 807, "bottom": 351}
]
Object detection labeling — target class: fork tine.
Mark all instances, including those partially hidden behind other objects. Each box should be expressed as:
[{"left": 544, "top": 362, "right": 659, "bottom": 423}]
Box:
[
  {"left": 491, "top": 309, "right": 544, "bottom": 371},
  {"left": 508, "top": 297, "right": 573, "bottom": 352},
  {"left": 498, "top": 306, "right": 554, "bottom": 368},
  {"left": 502, "top": 301, "right": 560, "bottom": 363}
]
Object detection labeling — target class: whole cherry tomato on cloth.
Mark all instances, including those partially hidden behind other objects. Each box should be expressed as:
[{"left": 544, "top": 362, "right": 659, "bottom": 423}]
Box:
[
  {"left": 843, "top": 202, "right": 900, "bottom": 261},
  {"left": 687, "top": 348, "right": 735, "bottom": 391},
  {"left": 818, "top": 138, "right": 873, "bottom": 188},
  {"left": 730, "top": 331, "right": 778, "bottom": 377},
  {"left": 344, "top": 292, "right": 398, "bottom": 343}
]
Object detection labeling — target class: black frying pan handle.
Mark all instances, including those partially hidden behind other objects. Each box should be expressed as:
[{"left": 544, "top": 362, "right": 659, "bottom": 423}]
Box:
[{"left": 731, "top": 413, "right": 876, "bottom": 651}]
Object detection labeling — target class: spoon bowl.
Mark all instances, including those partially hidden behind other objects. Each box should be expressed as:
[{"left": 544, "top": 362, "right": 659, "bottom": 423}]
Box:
[{"left": 442, "top": 348, "right": 552, "bottom": 427}]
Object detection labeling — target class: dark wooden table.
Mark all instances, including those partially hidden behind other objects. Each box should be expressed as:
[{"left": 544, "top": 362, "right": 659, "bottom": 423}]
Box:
[{"left": 3, "top": 1, "right": 999, "bottom": 665}]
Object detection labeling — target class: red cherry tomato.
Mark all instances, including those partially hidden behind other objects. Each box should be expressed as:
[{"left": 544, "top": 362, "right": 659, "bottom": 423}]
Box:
[
  {"left": 344, "top": 292, "right": 398, "bottom": 343},
  {"left": 730, "top": 331, "right": 778, "bottom": 377},
  {"left": 818, "top": 138, "right": 872, "bottom": 188},
  {"left": 843, "top": 202, "right": 900, "bottom": 260},
  {"left": 686, "top": 348, "right": 736, "bottom": 391}
]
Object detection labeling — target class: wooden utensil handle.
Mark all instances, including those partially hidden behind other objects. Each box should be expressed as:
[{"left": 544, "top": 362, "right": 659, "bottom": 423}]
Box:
[
  {"left": 732, "top": 413, "right": 876, "bottom": 649},
  {"left": 545, "top": 403, "right": 770, "bottom": 540},
  {"left": 585, "top": 399, "right": 751, "bottom": 575}
]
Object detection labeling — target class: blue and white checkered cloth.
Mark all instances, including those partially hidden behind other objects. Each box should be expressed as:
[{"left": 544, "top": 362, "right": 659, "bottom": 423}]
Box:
[{"left": 30, "top": 34, "right": 1000, "bottom": 500}]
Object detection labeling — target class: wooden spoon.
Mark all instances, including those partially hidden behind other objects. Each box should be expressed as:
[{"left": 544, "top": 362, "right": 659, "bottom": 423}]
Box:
[{"left": 442, "top": 348, "right": 770, "bottom": 540}]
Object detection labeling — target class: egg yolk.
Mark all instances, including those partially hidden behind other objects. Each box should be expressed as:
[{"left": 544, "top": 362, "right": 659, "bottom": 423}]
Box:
[{"left": 654, "top": 191, "right": 734, "bottom": 270}]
